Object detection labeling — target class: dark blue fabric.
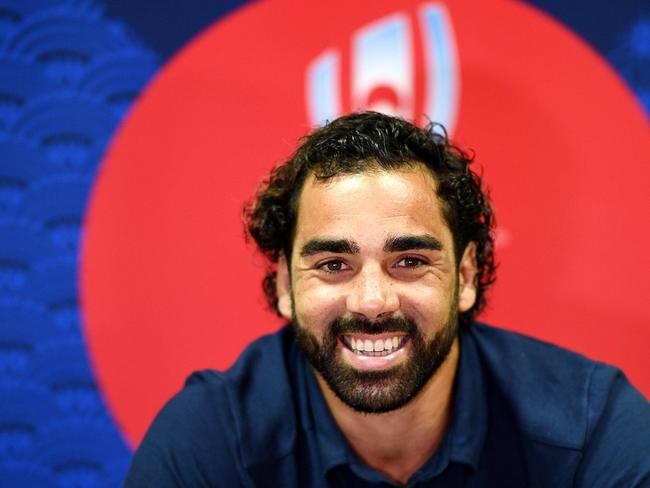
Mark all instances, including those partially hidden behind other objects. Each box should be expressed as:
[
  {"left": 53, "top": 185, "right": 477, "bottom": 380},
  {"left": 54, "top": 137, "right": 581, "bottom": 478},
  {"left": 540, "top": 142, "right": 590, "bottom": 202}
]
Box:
[{"left": 124, "top": 324, "right": 650, "bottom": 487}]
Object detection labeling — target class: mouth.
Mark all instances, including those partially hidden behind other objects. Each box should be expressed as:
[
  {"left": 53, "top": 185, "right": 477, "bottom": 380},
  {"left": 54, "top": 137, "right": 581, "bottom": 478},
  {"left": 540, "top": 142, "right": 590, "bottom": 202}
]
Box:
[{"left": 340, "top": 334, "right": 409, "bottom": 357}]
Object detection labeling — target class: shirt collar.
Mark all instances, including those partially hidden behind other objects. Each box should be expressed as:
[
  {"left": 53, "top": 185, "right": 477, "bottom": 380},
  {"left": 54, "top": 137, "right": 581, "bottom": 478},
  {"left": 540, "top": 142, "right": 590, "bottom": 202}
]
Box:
[
  {"left": 294, "top": 325, "right": 489, "bottom": 480},
  {"left": 295, "top": 345, "right": 353, "bottom": 473},
  {"left": 446, "top": 326, "right": 488, "bottom": 470}
]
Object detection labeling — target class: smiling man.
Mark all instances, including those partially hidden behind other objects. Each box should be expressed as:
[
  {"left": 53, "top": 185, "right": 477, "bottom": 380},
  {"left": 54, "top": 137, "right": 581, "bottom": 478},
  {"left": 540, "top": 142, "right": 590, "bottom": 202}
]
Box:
[{"left": 125, "top": 112, "right": 650, "bottom": 487}]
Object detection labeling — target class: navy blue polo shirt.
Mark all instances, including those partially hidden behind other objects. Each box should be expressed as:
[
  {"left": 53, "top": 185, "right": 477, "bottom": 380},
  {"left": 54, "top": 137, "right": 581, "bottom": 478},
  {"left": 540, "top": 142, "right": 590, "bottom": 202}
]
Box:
[{"left": 125, "top": 324, "right": 650, "bottom": 487}]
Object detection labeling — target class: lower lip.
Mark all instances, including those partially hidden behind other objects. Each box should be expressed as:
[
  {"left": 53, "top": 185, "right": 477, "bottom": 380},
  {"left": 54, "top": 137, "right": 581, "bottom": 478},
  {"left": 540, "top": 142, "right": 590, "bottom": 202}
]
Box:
[{"left": 338, "top": 338, "right": 409, "bottom": 371}]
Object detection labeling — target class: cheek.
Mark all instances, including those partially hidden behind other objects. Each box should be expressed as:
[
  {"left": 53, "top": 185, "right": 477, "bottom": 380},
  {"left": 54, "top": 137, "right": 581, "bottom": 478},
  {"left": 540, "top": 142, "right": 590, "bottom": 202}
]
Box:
[
  {"left": 293, "top": 280, "right": 345, "bottom": 328},
  {"left": 397, "top": 280, "right": 455, "bottom": 323}
]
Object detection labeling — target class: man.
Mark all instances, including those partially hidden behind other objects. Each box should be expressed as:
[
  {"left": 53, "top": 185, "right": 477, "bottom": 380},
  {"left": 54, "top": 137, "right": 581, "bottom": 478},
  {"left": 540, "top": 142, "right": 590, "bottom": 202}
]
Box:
[{"left": 125, "top": 112, "right": 650, "bottom": 487}]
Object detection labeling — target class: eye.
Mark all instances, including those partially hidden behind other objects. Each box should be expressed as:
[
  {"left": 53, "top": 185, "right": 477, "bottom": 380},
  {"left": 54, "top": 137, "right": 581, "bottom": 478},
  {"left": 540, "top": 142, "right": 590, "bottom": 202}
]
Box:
[
  {"left": 395, "top": 256, "right": 426, "bottom": 268},
  {"left": 318, "top": 259, "right": 350, "bottom": 273}
]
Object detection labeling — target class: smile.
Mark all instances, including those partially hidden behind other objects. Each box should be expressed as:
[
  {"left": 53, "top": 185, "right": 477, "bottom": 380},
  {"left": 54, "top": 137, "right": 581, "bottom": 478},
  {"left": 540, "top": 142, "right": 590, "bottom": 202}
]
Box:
[{"left": 341, "top": 335, "right": 409, "bottom": 357}]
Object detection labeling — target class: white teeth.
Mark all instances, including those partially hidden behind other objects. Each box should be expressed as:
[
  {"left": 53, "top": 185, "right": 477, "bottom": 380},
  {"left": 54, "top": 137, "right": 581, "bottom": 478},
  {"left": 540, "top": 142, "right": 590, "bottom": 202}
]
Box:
[{"left": 345, "top": 335, "right": 405, "bottom": 355}]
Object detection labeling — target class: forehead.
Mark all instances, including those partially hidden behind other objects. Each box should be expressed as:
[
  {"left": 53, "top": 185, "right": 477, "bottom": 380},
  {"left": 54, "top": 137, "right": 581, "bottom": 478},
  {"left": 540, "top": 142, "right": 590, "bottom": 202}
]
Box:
[{"left": 293, "top": 166, "right": 451, "bottom": 246}]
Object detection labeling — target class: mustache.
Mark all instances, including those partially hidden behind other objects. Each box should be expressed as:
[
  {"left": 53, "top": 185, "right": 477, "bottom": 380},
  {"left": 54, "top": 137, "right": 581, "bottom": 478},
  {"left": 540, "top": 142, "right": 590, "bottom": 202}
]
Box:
[{"left": 330, "top": 315, "right": 417, "bottom": 336}]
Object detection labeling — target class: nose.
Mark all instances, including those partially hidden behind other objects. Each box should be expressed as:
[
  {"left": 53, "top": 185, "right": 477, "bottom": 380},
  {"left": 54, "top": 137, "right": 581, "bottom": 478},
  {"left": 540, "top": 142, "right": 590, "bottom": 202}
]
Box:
[{"left": 346, "top": 262, "right": 399, "bottom": 320}]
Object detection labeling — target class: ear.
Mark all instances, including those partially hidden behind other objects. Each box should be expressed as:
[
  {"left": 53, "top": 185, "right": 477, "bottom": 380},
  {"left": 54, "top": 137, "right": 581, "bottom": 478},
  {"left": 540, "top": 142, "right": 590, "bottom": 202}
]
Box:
[
  {"left": 457, "top": 242, "right": 478, "bottom": 313},
  {"left": 276, "top": 253, "right": 293, "bottom": 320}
]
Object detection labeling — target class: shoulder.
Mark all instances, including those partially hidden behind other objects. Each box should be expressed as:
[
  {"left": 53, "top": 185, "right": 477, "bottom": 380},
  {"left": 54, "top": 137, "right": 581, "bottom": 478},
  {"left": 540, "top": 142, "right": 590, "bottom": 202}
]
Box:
[
  {"left": 124, "top": 369, "right": 245, "bottom": 487},
  {"left": 468, "top": 323, "right": 602, "bottom": 446},
  {"left": 216, "top": 325, "right": 299, "bottom": 463},
  {"left": 468, "top": 323, "right": 650, "bottom": 484},
  {"left": 125, "top": 326, "right": 298, "bottom": 487}
]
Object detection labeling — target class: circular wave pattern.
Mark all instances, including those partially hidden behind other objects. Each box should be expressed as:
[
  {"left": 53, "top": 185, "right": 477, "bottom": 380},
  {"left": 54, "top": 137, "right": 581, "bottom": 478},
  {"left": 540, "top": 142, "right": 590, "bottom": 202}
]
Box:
[{"left": 0, "top": 1, "right": 158, "bottom": 485}]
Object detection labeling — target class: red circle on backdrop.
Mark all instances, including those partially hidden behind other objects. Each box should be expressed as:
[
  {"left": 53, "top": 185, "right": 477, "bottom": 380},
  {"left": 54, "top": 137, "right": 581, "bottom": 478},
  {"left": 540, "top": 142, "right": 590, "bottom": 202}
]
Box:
[{"left": 81, "top": 0, "right": 650, "bottom": 446}]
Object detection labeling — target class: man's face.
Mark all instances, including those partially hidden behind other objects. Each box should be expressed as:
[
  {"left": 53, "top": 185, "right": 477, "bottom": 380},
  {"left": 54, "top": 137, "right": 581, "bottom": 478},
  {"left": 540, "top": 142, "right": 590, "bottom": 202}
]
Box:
[{"left": 276, "top": 165, "right": 477, "bottom": 413}]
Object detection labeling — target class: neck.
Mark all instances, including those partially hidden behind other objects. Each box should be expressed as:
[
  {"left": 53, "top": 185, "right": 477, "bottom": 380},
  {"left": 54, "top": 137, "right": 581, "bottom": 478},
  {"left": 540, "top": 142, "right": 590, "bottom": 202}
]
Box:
[{"left": 315, "top": 337, "right": 459, "bottom": 486}]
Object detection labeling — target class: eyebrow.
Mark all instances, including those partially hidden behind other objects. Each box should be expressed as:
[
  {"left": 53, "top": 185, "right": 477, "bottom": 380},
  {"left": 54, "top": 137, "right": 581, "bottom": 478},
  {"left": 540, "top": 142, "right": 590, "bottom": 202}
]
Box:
[
  {"left": 383, "top": 235, "right": 443, "bottom": 253},
  {"left": 299, "top": 235, "right": 443, "bottom": 257},
  {"left": 299, "top": 238, "right": 360, "bottom": 257}
]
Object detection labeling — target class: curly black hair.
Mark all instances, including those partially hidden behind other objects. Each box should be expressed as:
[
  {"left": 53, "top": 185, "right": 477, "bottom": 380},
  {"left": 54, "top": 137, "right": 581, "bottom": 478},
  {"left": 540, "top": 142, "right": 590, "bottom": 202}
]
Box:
[{"left": 244, "top": 111, "right": 496, "bottom": 327}]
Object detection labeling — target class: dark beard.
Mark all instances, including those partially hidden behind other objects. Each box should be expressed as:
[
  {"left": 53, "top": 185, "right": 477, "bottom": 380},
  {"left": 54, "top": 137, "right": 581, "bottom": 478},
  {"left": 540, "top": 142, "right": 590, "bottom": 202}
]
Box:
[{"left": 291, "top": 301, "right": 459, "bottom": 414}]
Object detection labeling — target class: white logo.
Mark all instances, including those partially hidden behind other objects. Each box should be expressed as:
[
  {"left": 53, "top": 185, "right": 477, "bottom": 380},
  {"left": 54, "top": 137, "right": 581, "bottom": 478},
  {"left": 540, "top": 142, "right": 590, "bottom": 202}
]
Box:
[{"left": 306, "top": 3, "right": 459, "bottom": 133}]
